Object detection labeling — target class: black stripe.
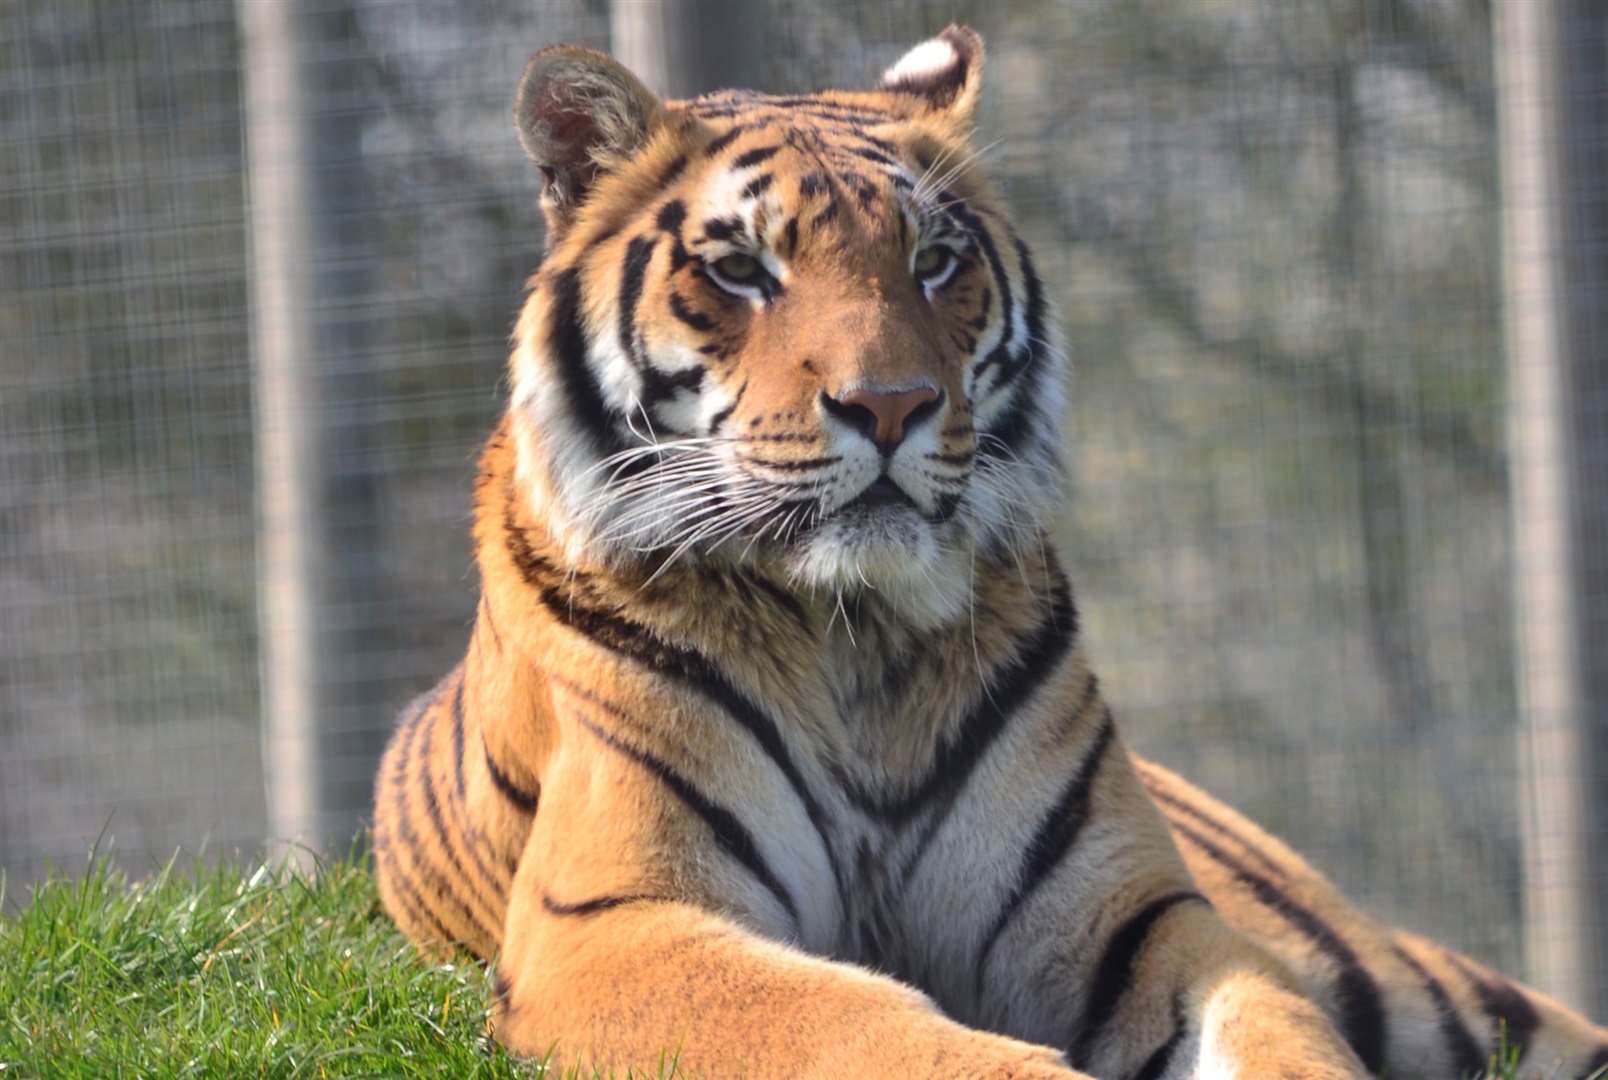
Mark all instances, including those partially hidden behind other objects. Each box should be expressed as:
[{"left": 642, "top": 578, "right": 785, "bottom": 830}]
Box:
[
  {"left": 1447, "top": 954, "right": 1539, "bottom": 1068},
  {"left": 971, "top": 287, "right": 992, "bottom": 331},
  {"left": 1144, "top": 782, "right": 1286, "bottom": 881},
  {"left": 703, "top": 124, "right": 751, "bottom": 157},
  {"left": 654, "top": 153, "right": 688, "bottom": 188},
  {"left": 951, "top": 198, "right": 1014, "bottom": 381},
  {"left": 547, "top": 268, "right": 628, "bottom": 461},
  {"left": 1390, "top": 943, "right": 1485, "bottom": 1077},
  {"left": 752, "top": 94, "right": 894, "bottom": 115},
  {"left": 618, "top": 235, "right": 656, "bottom": 367},
  {"left": 542, "top": 892, "right": 661, "bottom": 917},
  {"left": 850, "top": 145, "right": 897, "bottom": 168},
  {"left": 731, "top": 145, "right": 780, "bottom": 169},
  {"left": 1171, "top": 821, "right": 1387, "bottom": 1072},
  {"left": 743, "top": 454, "right": 841, "bottom": 472},
  {"left": 849, "top": 575, "right": 1078, "bottom": 826},
  {"left": 742, "top": 173, "right": 774, "bottom": 199},
  {"left": 854, "top": 132, "right": 899, "bottom": 155},
  {"left": 774, "top": 103, "right": 893, "bottom": 124},
  {"left": 847, "top": 172, "right": 880, "bottom": 208},
  {"left": 1069, "top": 890, "right": 1208, "bottom": 1069},
  {"left": 483, "top": 745, "right": 539, "bottom": 815},
  {"left": 702, "top": 216, "right": 744, "bottom": 242},
  {"left": 478, "top": 596, "right": 503, "bottom": 653},
  {"left": 576, "top": 714, "right": 799, "bottom": 928},
  {"left": 1127, "top": 997, "right": 1189, "bottom": 1080},
  {"left": 974, "top": 694, "right": 1112, "bottom": 996},
  {"left": 451, "top": 676, "right": 467, "bottom": 803},
  {"left": 442, "top": 672, "right": 509, "bottom": 903},
  {"left": 783, "top": 216, "right": 799, "bottom": 258},
  {"left": 413, "top": 701, "right": 503, "bottom": 926},
  {"left": 668, "top": 290, "right": 715, "bottom": 332},
  {"left": 501, "top": 497, "right": 557, "bottom": 594},
  {"left": 984, "top": 237, "right": 1052, "bottom": 459},
  {"left": 655, "top": 198, "right": 687, "bottom": 236},
  {"left": 620, "top": 234, "right": 706, "bottom": 412},
  {"left": 498, "top": 510, "right": 847, "bottom": 919},
  {"left": 737, "top": 567, "right": 811, "bottom": 631},
  {"left": 705, "top": 380, "right": 747, "bottom": 436},
  {"left": 689, "top": 100, "right": 894, "bottom": 126},
  {"left": 799, "top": 171, "right": 831, "bottom": 198},
  {"left": 391, "top": 704, "right": 494, "bottom": 942},
  {"left": 684, "top": 104, "right": 746, "bottom": 119},
  {"left": 551, "top": 594, "right": 847, "bottom": 919},
  {"left": 377, "top": 846, "right": 456, "bottom": 944}
]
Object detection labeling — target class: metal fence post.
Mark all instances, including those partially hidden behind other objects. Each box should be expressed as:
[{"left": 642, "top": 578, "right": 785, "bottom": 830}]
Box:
[
  {"left": 239, "top": 0, "right": 385, "bottom": 866},
  {"left": 1497, "top": 0, "right": 1608, "bottom": 1017},
  {"left": 609, "top": 0, "right": 767, "bottom": 99}
]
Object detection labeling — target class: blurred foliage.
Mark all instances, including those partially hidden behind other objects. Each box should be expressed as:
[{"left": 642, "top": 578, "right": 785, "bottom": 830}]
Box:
[{"left": 0, "top": 0, "right": 1523, "bottom": 971}]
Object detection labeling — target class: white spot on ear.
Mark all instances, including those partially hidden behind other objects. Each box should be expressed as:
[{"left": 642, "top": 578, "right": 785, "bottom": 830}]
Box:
[{"left": 882, "top": 38, "right": 959, "bottom": 87}]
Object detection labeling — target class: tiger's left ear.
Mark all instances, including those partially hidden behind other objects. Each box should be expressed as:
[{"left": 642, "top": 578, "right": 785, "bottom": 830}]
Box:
[{"left": 880, "top": 24, "right": 984, "bottom": 126}]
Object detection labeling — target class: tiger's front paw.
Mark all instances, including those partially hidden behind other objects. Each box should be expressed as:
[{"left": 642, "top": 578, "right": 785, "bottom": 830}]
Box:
[
  {"left": 1199, "top": 972, "right": 1369, "bottom": 1079},
  {"left": 914, "top": 1028, "right": 1087, "bottom": 1080}
]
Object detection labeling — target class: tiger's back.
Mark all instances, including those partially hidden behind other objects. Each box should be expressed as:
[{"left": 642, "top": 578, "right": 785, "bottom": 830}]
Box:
[{"left": 374, "top": 26, "right": 1608, "bottom": 1080}]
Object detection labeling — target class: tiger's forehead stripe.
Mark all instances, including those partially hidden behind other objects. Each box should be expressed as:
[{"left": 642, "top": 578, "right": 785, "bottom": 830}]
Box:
[{"left": 678, "top": 93, "right": 949, "bottom": 235}]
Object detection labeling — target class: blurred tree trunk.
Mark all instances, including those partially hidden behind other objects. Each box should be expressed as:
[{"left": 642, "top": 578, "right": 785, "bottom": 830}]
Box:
[
  {"left": 610, "top": 0, "right": 768, "bottom": 98},
  {"left": 239, "top": 0, "right": 388, "bottom": 866},
  {"left": 1498, "top": 0, "right": 1608, "bottom": 1018}
]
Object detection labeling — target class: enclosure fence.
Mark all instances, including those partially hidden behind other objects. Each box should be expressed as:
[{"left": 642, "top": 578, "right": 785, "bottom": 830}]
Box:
[{"left": 2, "top": 0, "right": 1605, "bottom": 1014}]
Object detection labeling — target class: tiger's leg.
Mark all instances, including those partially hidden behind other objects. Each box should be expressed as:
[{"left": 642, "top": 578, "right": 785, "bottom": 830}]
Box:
[
  {"left": 493, "top": 897, "right": 1086, "bottom": 1078},
  {"left": 1137, "top": 758, "right": 1608, "bottom": 1080},
  {"left": 490, "top": 741, "right": 1083, "bottom": 1079},
  {"left": 913, "top": 692, "right": 1367, "bottom": 1079}
]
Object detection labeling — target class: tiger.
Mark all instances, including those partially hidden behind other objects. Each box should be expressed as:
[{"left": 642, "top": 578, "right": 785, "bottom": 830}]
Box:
[{"left": 371, "top": 25, "right": 1608, "bottom": 1079}]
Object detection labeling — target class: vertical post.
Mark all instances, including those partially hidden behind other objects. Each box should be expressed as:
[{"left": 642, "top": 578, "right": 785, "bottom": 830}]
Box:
[
  {"left": 1497, "top": 0, "right": 1608, "bottom": 1017},
  {"left": 239, "top": 0, "right": 384, "bottom": 866},
  {"left": 609, "top": 0, "right": 768, "bottom": 99}
]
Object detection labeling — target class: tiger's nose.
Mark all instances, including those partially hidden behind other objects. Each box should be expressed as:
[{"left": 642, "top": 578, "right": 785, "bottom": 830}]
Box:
[{"left": 819, "top": 385, "right": 943, "bottom": 449}]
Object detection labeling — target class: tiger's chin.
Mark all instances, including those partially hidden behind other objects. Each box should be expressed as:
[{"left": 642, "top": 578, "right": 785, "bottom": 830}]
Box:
[{"left": 785, "top": 505, "right": 974, "bottom": 629}]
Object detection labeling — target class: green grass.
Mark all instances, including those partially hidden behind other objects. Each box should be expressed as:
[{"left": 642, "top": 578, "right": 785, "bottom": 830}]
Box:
[
  {"left": 0, "top": 850, "right": 539, "bottom": 1077},
  {"left": 0, "top": 852, "right": 1553, "bottom": 1079}
]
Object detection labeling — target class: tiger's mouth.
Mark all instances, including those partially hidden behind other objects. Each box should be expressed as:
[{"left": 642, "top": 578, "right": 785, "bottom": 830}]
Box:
[{"left": 845, "top": 476, "right": 917, "bottom": 512}]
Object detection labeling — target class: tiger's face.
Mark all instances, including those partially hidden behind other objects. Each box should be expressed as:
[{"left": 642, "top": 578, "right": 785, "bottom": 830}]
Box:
[{"left": 510, "top": 28, "right": 1064, "bottom": 621}]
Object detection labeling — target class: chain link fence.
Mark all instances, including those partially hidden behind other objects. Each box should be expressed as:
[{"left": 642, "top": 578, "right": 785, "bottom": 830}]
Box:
[{"left": 2, "top": 0, "right": 1603, "bottom": 1012}]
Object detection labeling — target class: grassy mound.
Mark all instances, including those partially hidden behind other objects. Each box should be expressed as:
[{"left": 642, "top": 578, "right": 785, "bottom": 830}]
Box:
[
  {"left": 0, "top": 852, "right": 1541, "bottom": 1078},
  {"left": 0, "top": 852, "right": 534, "bottom": 1077}
]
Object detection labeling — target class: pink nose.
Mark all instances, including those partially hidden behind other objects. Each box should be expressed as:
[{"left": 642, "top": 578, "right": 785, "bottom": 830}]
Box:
[{"left": 821, "top": 386, "right": 942, "bottom": 448}]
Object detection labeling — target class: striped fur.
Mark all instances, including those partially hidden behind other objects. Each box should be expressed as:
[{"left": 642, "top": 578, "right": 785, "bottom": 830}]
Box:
[{"left": 373, "top": 26, "right": 1608, "bottom": 1079}]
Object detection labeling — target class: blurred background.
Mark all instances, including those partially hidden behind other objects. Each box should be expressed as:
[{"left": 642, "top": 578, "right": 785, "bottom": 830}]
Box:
[{"left": 2, "top": 0, "right": 1605, "bottom": 1015}]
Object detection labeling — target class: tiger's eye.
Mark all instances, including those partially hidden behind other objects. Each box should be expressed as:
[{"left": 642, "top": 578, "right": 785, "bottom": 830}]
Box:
[
  {"left": 714, "top": 253, "right": 761, "bottom": 281},
  {"left": 914, "top": 247, "right": 946, "bottom": 275}
]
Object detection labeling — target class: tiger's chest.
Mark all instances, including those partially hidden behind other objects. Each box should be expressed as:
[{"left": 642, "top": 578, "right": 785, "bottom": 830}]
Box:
[{"left": 751, "top": 625, "right": 998, "bottom": 986}]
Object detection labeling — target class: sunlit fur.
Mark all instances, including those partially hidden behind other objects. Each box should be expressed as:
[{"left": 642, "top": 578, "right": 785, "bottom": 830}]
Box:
[{"left": 374, "top": 26, "right": 1608, "bottom": 1080}]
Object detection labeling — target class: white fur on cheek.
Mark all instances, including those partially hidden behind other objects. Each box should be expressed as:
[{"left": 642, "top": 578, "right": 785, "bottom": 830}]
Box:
[{"left": 882, "top": 38, "right": 960, "bottom": 86}]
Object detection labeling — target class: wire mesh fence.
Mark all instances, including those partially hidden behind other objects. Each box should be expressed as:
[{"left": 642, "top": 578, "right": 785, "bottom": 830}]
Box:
[{"left": 2, "top": 0, "right": 1604, "bottom": 1011}]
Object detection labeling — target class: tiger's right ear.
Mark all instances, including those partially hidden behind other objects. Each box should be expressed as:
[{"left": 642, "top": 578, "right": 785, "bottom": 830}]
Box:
[{"left": 514, "top": 46, "right": 662, "bottom": 241}]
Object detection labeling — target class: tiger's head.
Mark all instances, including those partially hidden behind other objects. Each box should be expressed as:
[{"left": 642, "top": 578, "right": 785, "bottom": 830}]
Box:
[{"left": 508, "top": 26, "right": 1065, "bottom": 625}]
